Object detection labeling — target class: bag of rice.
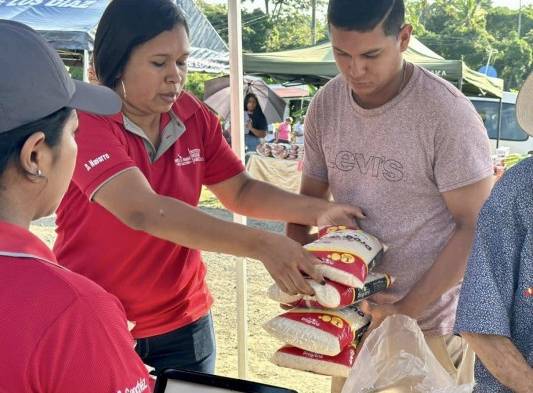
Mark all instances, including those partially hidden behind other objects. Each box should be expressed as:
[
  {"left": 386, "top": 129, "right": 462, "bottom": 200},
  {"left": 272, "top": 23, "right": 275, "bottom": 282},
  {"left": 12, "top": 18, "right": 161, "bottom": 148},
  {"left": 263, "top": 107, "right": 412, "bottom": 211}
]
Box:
[
  {"left": 272, "top": 345, "right": 357, "bottom": 378},
  {"left": 267, "top": 273, "right": 394, "bottom": 310},
  {"left": 305, "top": 226, "right": 385, "bottom": 288},
  {"left": 263, "top": 306, "right": 369, "bottom": 356}
]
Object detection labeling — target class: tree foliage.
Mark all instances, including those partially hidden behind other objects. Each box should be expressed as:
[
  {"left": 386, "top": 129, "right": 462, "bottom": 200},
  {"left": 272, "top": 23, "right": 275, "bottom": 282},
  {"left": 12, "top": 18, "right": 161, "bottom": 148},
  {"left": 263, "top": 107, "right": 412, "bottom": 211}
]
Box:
[
  {"left": 406, "top": 0, "right": 532, "bottom": 90},
  {"left": 197, "top": 0, "right": 531, "bottom": 90}
]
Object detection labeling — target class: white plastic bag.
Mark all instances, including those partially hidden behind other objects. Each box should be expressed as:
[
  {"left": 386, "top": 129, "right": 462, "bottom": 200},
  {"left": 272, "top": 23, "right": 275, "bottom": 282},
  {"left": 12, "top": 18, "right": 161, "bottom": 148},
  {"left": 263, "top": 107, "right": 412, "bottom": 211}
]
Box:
[{"left": 341, "top": 315, "right": 474, "bottom": 393}]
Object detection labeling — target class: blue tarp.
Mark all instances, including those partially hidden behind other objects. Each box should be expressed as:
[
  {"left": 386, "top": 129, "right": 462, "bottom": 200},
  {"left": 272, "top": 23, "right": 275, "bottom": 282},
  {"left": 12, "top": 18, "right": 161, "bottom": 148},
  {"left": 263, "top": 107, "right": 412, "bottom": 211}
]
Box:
[{"left": 0, "top": 0, "right": 229, "bottom": 72}]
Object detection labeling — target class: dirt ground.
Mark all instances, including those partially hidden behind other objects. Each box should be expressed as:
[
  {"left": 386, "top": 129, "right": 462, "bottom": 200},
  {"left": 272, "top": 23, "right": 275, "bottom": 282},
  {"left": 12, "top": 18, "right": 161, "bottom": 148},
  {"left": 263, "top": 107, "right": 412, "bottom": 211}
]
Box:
[{"left": 30, "top": 197, "right": 332, "bottom": 393}]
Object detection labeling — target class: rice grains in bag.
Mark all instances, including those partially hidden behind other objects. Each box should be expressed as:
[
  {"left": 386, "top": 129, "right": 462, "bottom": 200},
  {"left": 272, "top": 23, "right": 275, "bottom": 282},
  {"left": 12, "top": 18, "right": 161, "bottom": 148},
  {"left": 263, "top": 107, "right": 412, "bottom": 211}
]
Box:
[
  {"left": 272, "top": 345, "right": 357, "bottom": 378},
  {"left": 267, "top": 273, "right": 395, "bottom": 310},
  {"left": 305, "top": 226, "right": 385, "bottom": 288},
  {"left": 263, "top": 306, "right": 369, "bottom": 356}
]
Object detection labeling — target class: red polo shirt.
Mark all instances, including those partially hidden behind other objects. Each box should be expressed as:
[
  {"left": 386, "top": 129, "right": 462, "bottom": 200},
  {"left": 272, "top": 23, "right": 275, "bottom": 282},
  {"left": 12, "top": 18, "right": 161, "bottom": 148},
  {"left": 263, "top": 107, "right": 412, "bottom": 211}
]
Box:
[
  {"left": 0, "top": 221, "right": 151, "bottom": 392},
  {"left": 54, "top": 92, "right": 245, "bottom": 338}
]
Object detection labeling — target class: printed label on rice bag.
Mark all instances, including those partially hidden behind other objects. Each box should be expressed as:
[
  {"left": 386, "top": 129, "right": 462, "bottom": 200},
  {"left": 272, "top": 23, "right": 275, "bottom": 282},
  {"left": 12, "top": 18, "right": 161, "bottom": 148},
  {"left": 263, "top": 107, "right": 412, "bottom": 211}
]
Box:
[
  {"left": 353, "top": 273, "right": 393, "bottom": 302},
  {"left": 278, "top": 345, "right": 357, "bottom": 367},
  {"left": 283, "top": 310, "right": 355, "bottom": 350},
  {"left": 309, "top": 227, "right": 384, "bottom": 267},
  {"left": 307, "top": 250, "right": 368, "bottom": 283}
]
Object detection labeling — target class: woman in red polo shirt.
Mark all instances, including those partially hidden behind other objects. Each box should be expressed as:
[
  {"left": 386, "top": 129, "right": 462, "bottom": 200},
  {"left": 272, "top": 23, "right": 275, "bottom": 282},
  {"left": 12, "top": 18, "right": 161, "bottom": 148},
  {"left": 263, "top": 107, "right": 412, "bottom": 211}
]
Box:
[
  {"left": 54, "top": 0, "right": 364, "bottom": 374},
  {"left": 0, "top": 21, "right": 151, "bottom": 392}
]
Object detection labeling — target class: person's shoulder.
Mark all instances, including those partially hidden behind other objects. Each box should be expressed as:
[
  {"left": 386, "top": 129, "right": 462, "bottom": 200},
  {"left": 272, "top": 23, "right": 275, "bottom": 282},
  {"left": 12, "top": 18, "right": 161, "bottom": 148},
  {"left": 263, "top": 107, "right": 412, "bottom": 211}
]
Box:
[
  {"left": 415, "top": 67, "right": 474, "bottom": 109},
  {"left": 416, "top": 66, "right": 464, "bottom": 99},
  {"left": 480, "top": 158, "right": 533, "bottom": 223},
  {"left": 412, "top": 67, "right": 480, "bottom": 125},
  {"left": 492, "top": 158, "right": 533, "bottom": 203},
  {"left": 4, "top": 259, "right": 114, "bottom": 317}
]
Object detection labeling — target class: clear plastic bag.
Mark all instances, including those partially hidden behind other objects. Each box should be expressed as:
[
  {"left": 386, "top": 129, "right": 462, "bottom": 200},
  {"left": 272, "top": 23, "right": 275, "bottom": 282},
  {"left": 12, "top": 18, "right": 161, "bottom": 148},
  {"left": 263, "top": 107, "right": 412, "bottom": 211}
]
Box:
[{"left": 341, "top": 315, "right": 474, "bottom": 393}]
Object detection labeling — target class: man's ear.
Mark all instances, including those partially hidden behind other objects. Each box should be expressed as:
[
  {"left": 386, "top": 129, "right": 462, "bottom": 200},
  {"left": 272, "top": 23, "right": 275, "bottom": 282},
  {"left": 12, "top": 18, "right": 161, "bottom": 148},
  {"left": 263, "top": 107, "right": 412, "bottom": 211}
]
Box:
[{"left": 398, "top": 24, "right": 413, "bottom": 52}]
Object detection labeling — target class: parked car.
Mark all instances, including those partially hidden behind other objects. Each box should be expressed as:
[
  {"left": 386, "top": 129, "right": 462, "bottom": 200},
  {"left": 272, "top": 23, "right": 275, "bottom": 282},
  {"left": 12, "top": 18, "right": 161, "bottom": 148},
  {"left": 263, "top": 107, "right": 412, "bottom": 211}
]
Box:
[{"left": 468, "top": 92, "right": 533, "bottom": 155}]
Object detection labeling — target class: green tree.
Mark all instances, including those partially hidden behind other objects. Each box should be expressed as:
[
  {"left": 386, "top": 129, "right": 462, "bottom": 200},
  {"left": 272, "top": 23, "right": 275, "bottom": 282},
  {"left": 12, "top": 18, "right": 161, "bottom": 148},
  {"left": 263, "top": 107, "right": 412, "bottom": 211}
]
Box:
[
  {"left": 265, "top": 13, "right": 327, "bottom": 51},
  {"left": 185, "top": 72, "right": 222, "bottom": 99},
  {"left": 406, "top": 0, "right": 532, "bottom": 90},
  {"left": 493, "top": 32, "right": 533, "bottom": 90}
]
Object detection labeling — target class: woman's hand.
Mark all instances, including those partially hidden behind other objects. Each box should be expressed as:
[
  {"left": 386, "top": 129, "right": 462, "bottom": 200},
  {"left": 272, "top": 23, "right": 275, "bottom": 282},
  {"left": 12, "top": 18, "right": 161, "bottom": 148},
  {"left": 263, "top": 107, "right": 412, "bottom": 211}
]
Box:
[
  {"left": 315, "top": 202, "right": 366, "bottom": 228},
  {"left": 256, "top": 232, "right": 325, "bottom": 296}
]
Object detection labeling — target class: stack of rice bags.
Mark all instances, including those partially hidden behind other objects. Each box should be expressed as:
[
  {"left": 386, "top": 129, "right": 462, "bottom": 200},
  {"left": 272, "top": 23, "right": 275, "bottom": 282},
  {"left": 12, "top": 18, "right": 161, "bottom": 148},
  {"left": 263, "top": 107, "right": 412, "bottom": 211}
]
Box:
[{"left": 263, "top": 226, "right": 394, "bottom": 378}]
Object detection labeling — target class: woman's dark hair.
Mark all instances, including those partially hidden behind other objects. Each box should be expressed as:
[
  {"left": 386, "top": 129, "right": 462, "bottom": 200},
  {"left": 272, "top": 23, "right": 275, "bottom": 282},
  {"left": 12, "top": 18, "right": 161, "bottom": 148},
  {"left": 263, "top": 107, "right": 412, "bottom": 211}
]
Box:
[
  {"left": 0, "top": 107, "right": 72, "bottom": 178},
  {"left": 328, "top": 0, "right": 405, "bottom": 36},
  {"left": 94, "top": 0, "right": 190, "bottom": 89},
  {"left": 244, "top": 93, "right": 267, "bottom": 132}
]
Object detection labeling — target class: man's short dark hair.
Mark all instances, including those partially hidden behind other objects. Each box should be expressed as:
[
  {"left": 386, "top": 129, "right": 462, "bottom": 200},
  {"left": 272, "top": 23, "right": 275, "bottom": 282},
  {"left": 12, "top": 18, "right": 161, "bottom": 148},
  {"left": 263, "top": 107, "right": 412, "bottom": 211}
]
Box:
[{"left": 327, "top": 0, "right": 405, "bottom": 36}]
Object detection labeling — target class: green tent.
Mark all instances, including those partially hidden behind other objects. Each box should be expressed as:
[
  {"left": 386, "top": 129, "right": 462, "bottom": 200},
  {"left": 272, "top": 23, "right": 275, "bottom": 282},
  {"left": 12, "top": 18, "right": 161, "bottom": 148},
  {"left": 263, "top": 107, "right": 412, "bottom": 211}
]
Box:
[{"left": 243, "top": 37, "right": 503, "bottom": 97}]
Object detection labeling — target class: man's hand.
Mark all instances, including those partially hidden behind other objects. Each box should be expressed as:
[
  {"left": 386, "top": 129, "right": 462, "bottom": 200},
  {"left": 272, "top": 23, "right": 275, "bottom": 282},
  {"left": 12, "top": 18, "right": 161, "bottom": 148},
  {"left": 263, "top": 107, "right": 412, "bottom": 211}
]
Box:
[
  {"left": 357, "top": 301, "right": 405, "bottom": 353},
  {"left": 315, "top": 202, "right": 366, "bottom": 228}
]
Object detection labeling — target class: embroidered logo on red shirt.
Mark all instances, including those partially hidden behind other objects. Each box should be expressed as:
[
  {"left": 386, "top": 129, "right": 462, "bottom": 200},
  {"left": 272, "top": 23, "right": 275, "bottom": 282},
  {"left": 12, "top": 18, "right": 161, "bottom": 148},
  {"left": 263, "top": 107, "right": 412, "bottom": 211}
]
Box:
[
  {"left": 174, "top": 148, "right": 204, "bottom": 167},
  {"left": 84, "top": 153, "right": 111, "bottom": 171}
]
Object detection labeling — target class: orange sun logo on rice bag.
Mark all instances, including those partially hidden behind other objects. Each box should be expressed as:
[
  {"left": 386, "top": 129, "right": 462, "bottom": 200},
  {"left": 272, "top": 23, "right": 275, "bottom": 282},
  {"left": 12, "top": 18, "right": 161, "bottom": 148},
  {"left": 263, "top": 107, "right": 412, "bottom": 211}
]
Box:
[
  {"left": 305, "top": 226, "right": 386, "bottom": 288},
  {"left": 272, "top": 344, "right": 357, "bottom": 378},
  {"left": 267, "top": 273, "right": 395, "bottom": 310},
  {"left": 263, "top": 306, "right": 369, "bottom": 356}
]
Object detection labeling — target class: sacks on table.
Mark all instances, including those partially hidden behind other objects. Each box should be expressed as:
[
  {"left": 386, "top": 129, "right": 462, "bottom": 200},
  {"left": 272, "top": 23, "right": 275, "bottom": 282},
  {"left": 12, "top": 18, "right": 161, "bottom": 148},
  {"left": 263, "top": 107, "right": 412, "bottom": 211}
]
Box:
[
  {"left": 306, "top": 226, "right": 386, "bottom": 288},
  {"left": 263, "top": 306, "right": 369, "bottom": 356},
  {"left": 267, "top": 273, "right": 395, "bottom": 310}
]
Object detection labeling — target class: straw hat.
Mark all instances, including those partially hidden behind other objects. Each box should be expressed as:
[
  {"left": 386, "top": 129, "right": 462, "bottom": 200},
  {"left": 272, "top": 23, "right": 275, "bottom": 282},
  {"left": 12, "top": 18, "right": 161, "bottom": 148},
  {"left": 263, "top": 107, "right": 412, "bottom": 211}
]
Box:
[{"left": 516, "top": 72, "right": 533, "bottom": 136}]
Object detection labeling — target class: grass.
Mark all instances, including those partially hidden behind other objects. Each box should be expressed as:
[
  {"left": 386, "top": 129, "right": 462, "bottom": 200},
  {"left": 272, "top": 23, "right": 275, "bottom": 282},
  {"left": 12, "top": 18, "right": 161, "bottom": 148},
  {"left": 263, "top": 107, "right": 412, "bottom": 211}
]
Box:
[{"left": 200, "top": 186, "right": 224, "bottom": 209}]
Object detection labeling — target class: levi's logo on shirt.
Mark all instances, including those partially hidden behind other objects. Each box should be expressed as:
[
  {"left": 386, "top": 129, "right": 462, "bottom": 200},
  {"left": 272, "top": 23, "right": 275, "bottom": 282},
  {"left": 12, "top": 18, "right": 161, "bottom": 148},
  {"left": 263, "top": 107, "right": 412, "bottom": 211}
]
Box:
[
  {"left": 175, "top": 148, "right": 204, "bottom": 167},
  {"left": 116, "top": 378, "right": 149, "bottom": 393},
  {"left": 84, "top": 153, "right": 111, "bottom": 171}
]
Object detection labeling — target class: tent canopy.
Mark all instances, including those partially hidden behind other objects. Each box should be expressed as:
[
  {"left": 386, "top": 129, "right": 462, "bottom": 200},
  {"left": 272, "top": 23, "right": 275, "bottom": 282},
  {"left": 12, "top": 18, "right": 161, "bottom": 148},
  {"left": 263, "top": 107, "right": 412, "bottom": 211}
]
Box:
[
  {"left": 0, "top": 0, "right": 229, "bottom": 73},
  {"left": 243, "top": 37, "right": 503, "bottom": 97}
]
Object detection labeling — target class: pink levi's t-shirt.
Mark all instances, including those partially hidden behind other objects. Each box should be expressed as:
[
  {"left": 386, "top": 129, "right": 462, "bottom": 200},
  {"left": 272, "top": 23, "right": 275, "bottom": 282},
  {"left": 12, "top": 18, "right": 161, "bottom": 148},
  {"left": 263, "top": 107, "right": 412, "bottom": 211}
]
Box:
[{"left": 304, "top": 66, "right": 493, "bottom": 335}]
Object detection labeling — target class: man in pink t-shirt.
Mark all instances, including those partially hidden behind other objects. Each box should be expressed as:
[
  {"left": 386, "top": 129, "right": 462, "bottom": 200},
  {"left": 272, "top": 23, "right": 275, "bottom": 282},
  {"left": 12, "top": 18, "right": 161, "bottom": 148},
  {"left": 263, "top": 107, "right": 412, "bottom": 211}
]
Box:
[{"left": 288, "top": 1, "right": 494, "bottom": 391}]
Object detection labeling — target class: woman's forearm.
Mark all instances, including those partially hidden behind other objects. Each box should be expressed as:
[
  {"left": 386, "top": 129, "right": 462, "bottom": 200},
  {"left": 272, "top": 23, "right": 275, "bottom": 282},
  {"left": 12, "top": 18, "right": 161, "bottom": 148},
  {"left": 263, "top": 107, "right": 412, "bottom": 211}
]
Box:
[{"left": 221, "top": 178, "right": 327, "bottom": 226}]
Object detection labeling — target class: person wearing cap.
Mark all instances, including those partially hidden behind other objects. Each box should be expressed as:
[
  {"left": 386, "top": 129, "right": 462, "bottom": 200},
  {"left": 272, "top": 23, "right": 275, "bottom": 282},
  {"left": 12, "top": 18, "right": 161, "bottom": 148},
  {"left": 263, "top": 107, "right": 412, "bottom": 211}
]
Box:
[
  {"left": 0, "top": 21, "right": 151, "bottom": 392},
  {"left": 454, "top": 72, "right": 533, "bottom": 393},
  {"left": 53, "top": 0, "right": 364, "bottom": 375}
]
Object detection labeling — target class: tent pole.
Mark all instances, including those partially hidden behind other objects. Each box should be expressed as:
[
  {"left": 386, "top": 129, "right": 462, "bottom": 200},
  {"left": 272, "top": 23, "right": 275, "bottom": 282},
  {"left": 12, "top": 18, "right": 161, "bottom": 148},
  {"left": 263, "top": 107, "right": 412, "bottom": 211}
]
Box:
[
  {"left": 496, "top": 97, "right": 503, "bottom": 149},
  {"left": 83, "top": 49, "right": 89, "bottom": 82},
  {"left": 228, "top": 0, "right": 248, "bottom": 380}
]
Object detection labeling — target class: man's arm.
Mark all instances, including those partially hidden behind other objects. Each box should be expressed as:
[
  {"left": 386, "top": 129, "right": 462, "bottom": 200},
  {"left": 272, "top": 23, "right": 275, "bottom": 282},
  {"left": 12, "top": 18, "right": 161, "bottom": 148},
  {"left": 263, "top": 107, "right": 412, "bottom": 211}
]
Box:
[
  {"left": 361, "top": 177, "right": 494, "bottom": 332},
  {"left": 397, "top": 176, "right": 494, "bottom": 318},
  {"left": 461, "top": 333, "right": 533, "bottom": 393},
  {"left": 285, "top": 175, "right": 333, "bottom": 245}
]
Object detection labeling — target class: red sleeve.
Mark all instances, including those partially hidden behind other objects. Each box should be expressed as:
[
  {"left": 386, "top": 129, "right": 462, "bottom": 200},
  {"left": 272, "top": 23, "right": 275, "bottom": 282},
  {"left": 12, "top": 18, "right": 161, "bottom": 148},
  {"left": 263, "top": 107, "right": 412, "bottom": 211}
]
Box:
[
  {"left": 29, "top": 294, "right": 152, "bottom": 393},
  {"left": 73, "top": 112, "right": 137, "bottom": 199},
  {"left": 200, "top": 105, "right": 245, "bottom": 185}
]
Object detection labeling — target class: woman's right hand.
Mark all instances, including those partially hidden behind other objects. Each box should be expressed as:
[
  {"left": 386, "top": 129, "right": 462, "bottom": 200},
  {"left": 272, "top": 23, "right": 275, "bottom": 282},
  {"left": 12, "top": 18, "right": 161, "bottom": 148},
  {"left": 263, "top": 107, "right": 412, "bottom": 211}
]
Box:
[{"left": 256, "top": 232, "right": 324, "bottom": 296}]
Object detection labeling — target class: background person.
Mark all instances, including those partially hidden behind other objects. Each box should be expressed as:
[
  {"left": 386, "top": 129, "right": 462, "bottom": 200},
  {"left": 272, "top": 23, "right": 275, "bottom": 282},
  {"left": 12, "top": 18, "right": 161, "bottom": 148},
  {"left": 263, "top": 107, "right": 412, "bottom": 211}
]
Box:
[
  {"left": 454, "top": 72, "right": 533, "bottom": 393},
  {"left": 0, "top": 20, "right": 151, "bottom": 393},
  {"left": 244, "top": 92, "right": 268, "bottom": 152},
  {"left": 276, "top": 117, "right": 293, "bottom": 143}
]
